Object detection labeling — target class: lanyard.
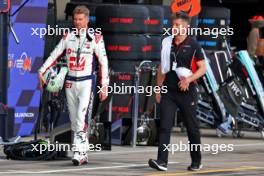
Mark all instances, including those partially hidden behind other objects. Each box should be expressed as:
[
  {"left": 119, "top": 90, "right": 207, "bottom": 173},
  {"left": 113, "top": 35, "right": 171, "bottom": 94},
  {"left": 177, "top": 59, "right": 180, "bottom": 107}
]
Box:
[
  {"left": 171, "top": 37, "right": 187, "bottom": 63},
  {"left": 76, "top": 36, "right": 87, "bottom": 65},
  {"left": 171, "top": 43, "right": 185, "bottom": 68}
]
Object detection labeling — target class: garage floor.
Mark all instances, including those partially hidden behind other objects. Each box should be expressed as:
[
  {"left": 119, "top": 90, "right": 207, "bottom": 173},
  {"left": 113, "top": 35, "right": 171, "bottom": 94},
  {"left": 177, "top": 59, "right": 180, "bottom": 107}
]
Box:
[{"left": 0, "top": 129, "right": 264, "bottom": 176}]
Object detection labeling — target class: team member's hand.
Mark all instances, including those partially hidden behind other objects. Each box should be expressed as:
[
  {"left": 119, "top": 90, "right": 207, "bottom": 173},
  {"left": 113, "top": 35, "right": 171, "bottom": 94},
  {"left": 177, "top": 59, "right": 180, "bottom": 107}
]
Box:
[
  {"left": 155, "top": 92, "right": 161, "bottom": 103},
  {"left": 99, "top": 85, "right": 108, "bottom": 101},
  {"left": 38, "top": 72, "right": 46, "bottom": 89},
  {"left": 178, "top": 77, "right": 191, "bottom": 92}
]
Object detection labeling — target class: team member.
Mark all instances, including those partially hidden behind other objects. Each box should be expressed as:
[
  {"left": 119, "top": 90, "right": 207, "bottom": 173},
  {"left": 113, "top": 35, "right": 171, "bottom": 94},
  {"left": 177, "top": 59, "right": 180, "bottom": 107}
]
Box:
[
  {"left": 148, "top": 12, "right": 206, "bottom": 171},
  {"left": 38, "top": 6, "right": 109, "bottom": 166},
  {"left": 247, "top": 15, "right": 264, "bottom": 60},
  {"left": 247, "top": 15, "right": 264, "bottom": 85},
  {"left": 247, "top": 14, "right": 264, "bottom": 88}
]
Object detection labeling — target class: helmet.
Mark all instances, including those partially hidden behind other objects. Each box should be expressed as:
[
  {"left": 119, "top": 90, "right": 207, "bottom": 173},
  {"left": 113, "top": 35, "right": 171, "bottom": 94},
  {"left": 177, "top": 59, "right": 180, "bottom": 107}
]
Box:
[
  {"left": 175, "top": 67, "right": 193, "bottom": 79},
  {"left": 249, "top": 15, "right": 264, "bottom": 28},
  {"left": 249, "top": 15, "right": 264, "bottom": 22},
  {"left": 43, "top": 67, "right": 68, "bottom": 93}
]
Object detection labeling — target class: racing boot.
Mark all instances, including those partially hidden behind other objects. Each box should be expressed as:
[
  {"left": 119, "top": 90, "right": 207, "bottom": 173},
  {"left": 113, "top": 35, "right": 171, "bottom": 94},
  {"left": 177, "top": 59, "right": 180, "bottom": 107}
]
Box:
[
  {"left": 72, "top": 131, "right": 89, "bottom": 166},
  {"left": 72, "top": 151, "right": 88, "bottom": 166}
]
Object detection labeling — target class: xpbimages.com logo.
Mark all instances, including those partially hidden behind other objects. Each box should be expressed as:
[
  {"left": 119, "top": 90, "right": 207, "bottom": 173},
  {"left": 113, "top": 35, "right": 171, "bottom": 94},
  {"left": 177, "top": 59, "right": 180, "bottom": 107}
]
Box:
[
  {"left": 97, "top": 83, "right": 168, "bottom": 96},
  {"left": 31, "top": 25, "right": 102, "bottom": 38},
  {"left": 163, "top": 141, "right": 234, "bottom": 155},
  {"left": 163, "top": 26, "right": 234, "bottom": 39},
  {"left": 31, "top": 141, "right": 102, "bottom": 154}
]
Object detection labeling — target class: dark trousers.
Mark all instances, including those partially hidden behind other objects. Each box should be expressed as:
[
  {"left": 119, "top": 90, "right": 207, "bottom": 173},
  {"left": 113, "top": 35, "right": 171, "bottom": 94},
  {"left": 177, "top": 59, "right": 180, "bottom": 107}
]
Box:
[{"left": 157, "top": 88, "right": 201, "bottom": 165}]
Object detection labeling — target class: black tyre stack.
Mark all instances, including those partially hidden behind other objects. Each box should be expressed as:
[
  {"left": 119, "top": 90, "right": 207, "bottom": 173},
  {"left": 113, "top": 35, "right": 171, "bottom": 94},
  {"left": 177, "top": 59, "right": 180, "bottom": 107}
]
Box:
[
  {"left": 197, "top": 7, "right": 231, "bottom": 51},
  {"left": 96, "top": 5, "right": 164, "bottom": 121},
  {"left": 162, "top": 5, "right": 172, "bottom": 30}
]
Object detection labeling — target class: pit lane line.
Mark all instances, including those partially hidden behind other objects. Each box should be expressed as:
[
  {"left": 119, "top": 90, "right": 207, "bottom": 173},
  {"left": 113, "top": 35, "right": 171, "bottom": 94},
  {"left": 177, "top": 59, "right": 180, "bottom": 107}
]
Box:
[
  {"left": 88, "top": 143, "right": 264, "bottom": 156},
  {"left": 145, "top": 166, "right": 264, "bottom": 176},
  {"left": 0, "top": 162, "right": 179, "bottom": 174}
]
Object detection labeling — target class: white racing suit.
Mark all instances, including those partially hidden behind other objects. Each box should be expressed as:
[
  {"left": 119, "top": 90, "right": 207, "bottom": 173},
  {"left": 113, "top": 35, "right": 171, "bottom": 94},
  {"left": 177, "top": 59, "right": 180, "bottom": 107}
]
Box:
[{"left": 39, "top": 31, "right": 109, "bottom": 157}]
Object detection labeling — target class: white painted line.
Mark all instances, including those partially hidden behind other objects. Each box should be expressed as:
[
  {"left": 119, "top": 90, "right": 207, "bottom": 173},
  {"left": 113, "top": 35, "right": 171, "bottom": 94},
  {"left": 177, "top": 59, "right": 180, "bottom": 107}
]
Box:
[
  {"left": 112, "top": 162, "right": 129, "bottom": 165},
  {"left": 89, "top": 149, "right": 157, "bottom": 155},
  {"left": 89, "top": 143, "right": 264, "bottom": 156},
  {"left": 0, "top": 143, "right": 263, "bottom": 174},
  {"left": 0, "top": 162, "right": 179, "bottom": 174},
  {"left": 233, "top": 143, "right": 264, "bottom": 147}
]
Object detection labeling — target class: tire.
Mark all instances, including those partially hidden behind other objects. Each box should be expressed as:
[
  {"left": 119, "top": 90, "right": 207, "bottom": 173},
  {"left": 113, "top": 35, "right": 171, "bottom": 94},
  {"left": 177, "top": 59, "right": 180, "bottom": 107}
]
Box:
[
  {"left": 145, "top": 5, "right": 164, "bottom": 34},
  {"left": 104, "top": 34, "right": 147, "bottom": 60},
  {"left": 197, "top": 37, "right": 225, "bottom": 51},
  {"left": 109, "top": 60, "right": 142, "bottom": 73},
  {"left": 145, "top": 35, "right": 162, "bottom": 61},
  {"left": 109, "top": 72, "right": 134, "bottom": 120},
  {"left": 199, "top": 7, "right": 230, "bottom": 19},
  {"left": 108, "top": 67, "right": 159, "bottom": 125},
  {"left": 197, "top": 20, "right": 230, "bottom": 42},
  {"left": 163, "top": 6, "right": 172, "bottom": 30},
  {"left": 96, "top": 5, "right": 149, "bottom": 33},
  {"left": 109, "top": 60, "right": 159, "bottom": 73},
  {"left": 197, "top": 7, "right": 231, "bottom": 50}
]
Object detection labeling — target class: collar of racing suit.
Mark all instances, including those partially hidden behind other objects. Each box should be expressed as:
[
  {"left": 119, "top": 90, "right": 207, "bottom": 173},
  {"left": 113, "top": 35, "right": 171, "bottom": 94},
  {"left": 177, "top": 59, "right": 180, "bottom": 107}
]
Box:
[{"left": 75, "top": 28, "right": 93, "bottom": 42}]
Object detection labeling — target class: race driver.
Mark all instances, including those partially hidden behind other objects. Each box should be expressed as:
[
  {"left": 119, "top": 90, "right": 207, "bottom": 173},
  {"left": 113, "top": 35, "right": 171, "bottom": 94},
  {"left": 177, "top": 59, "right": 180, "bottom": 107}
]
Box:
[{"left": 38, "top": 6, "right": 109, "bottom": 166}]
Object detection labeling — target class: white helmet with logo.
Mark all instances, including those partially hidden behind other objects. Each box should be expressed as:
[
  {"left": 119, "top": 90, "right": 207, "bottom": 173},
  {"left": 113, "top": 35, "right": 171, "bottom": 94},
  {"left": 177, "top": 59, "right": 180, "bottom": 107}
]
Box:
[{"left": 43, "top": 67, "right": 68, "bottom": 93}]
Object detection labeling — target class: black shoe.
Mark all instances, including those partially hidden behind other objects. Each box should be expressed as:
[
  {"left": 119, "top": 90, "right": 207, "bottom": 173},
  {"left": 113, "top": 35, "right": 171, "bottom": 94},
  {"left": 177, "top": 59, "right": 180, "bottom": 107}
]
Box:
[
  {"left": 148, "top": 159, "right": 167, "bottom": 171},
  {"left": 187, "top": 163, "right": 203, "bottom": 171}
]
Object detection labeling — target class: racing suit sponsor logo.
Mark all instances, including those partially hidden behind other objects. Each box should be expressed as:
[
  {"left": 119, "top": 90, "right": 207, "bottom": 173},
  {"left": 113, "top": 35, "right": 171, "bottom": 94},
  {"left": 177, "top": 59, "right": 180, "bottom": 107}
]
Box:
[
  {"left": 67, "top": 48, "right": 72, "bottom": 55},
  {"left": 85, "top": 42, "right": 90, "bottom": 49},
  {"left": 69, "top": 57, "right": 86, "bottom": 71},
  {"left": 68, "top": 49, "right": 91, "bottom": 55}
]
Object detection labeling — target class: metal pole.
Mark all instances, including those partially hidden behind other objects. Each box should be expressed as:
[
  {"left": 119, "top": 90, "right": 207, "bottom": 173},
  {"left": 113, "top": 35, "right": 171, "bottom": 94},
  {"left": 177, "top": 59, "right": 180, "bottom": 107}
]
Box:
[
  {"left": 0, "top": 12, "right": 9, "bottom": 140},
  {"left": 132, "top": 69, "right": 140, "bottom": 147},
  {"left": 131, "top": 61, "right": 152, "bottom": 147},
  {"left": 108, "top": 96, "right": 113, "bottom": 122}
]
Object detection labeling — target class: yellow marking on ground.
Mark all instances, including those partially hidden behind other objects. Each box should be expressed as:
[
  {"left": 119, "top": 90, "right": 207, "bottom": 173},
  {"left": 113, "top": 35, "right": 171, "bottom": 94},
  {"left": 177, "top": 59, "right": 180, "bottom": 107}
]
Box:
[{"left": 145, "top": 166, "right": 262, "bottom": 176}]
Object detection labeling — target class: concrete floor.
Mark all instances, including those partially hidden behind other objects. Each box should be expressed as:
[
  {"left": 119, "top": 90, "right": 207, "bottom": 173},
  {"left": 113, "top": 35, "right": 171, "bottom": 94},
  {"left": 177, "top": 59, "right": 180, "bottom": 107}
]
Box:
[{"left": 0, "top": 129, "right": 264, "bottom": 176}]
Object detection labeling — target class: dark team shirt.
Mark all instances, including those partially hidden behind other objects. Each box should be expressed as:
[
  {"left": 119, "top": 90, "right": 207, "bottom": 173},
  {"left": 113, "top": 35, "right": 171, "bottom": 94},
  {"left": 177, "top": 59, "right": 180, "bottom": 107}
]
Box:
[
  {"left": 163, "top": 36, "right": 204, "bottom": 91},
  {"left": 260, "top": 27, "right": 264, "bottom": 38}
]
